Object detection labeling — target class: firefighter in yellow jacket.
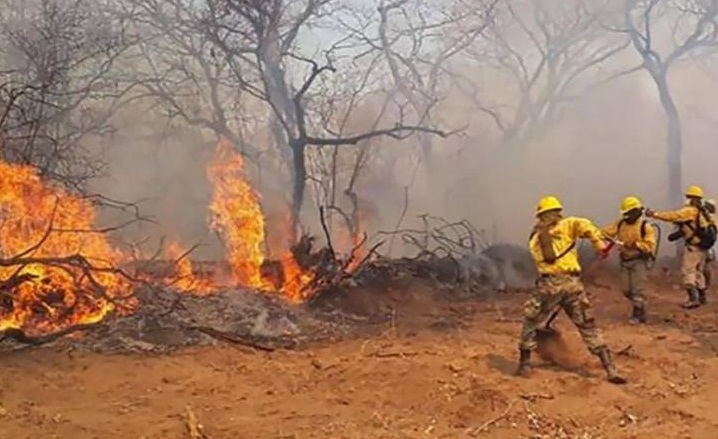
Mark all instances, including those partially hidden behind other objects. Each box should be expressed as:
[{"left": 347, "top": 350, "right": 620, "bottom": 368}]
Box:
[
  {"left": 646, "top": 185, "right": 715, "bottom": 308},
  {"left": 517, "top": 195, "right": 626, "bottom": 384},
  {"left": 704, "top": 199, "right": 716, "bottom": 292},
  {"left": 602, "top": 196, "right": 657, "bottom": 324}
]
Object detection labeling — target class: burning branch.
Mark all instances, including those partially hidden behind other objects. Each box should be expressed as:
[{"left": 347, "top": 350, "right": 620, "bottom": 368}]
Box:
[{"left": 0, "top": 157, "right": 145, "bottom": 335}]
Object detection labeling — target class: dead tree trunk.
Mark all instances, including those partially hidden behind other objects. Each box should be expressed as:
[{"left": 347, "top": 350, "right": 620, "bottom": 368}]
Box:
[
  {"left": 652, "top": 69, "right": 683, "bottom": 206},
  {"left": 290, "top": 139, "right": 307, "bottom": 242}
]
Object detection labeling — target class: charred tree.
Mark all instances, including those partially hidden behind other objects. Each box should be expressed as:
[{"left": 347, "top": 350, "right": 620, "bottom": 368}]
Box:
[{"left": 622, "top": 0, "right": 718, "bottom": 205}]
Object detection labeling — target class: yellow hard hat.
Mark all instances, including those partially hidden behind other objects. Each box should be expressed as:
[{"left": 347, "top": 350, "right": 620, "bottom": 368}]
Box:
[
  {"left": 620, "top": 196, "right": 643, "bottom": 214},
  {"left": 685, "top": 185, "right": 704, "bottom": 198},
  {"left": 536, "top": 195, "right": 563, "bottom": 216}
]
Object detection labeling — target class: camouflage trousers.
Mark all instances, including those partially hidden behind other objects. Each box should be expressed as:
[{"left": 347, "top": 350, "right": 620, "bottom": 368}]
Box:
[
  {"left": 518, "top": 274, "right": 606, "bottom": 354},
  {"left": 681, "top": 246, "right": 707, "bottom": 290},
  {"left": 620, "top": 258, "right": 648, "bottom": 309},
  {"left": 704, "top": 250, "right": 715, "bottom": 289}
]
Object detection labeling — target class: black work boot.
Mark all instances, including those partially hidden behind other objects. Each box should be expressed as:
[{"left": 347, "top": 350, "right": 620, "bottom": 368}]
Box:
[
  {"left": 596, "top": 348, "right": 627, "bottom": 385},
  {"left": 515, "top": 349, "right": 532, "bottom": 377},
  {"left": 699, "top": 289, "right": 707, "bottom": 305},
  {"left": 682, "top": 288, "right": 700, "bottom": 309},
  {"left": 629, "top": 306, "right": 647, "bottom": 324}
]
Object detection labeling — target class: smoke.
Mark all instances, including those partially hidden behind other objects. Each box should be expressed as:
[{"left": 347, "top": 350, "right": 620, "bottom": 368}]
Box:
[{"left": 83, "top": 6, "right": 718, "bottom": 265}]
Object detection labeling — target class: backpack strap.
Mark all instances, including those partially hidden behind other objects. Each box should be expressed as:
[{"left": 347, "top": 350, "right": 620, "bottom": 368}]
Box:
[
  {"left": 528, "top": 229, "right": 576, "bottom": 263},
  {"left": 698, "top": 206, "right": 712, "bottom": 227},
  {"left": 616, "top": 218, "right": 646, "bottom": 238}
]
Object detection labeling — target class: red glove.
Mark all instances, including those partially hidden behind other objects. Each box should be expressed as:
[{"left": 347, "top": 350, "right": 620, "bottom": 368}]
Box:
[{"left": 598, "top": 247, "right": 610, "bottom": 259}]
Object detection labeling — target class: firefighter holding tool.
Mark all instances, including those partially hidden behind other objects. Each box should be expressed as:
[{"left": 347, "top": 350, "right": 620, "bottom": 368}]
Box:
[
  {"left": 516, "top": 195, "right": 626, "bottom": 384},
  {"left": 646, "top": 185, "right": 717, "bottom": 309},
  {"left": 602, "top": 196, "right": 658, "bottom": 324}
]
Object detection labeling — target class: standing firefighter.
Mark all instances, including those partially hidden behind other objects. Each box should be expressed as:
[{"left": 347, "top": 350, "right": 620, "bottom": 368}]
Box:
[
  {"left": 517, "top": 196, "right": 626, "bottom": 385},
  {"left": 602, "top": 196, "right": 657, "bottom": 324},
  {"left": 703, "top": 199, "right": 716, "bottom": 292},
  {"left": 646, "top": 185, "right": 717, "bottom": 308}
]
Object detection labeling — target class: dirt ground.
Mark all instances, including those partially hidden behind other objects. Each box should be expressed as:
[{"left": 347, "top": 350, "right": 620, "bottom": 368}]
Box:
[{"left": 2, "top": 267, "right": 718, "bottom": 439}]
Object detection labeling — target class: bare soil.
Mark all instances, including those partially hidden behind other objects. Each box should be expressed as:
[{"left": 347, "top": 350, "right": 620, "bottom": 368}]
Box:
[{"left": 2, "top": 267, "right": 718, "bottom": 438}]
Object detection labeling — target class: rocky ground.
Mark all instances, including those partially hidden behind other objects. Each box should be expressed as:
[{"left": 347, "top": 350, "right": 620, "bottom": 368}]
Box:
[{"left": 1, "top": 263, "right": 717, "bottom": 439}]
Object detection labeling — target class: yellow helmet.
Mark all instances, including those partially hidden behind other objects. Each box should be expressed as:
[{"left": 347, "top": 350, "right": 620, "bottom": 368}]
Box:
[
  {"left": 620, "top": 196, "right": 643, "bottom": 214},
  {"left": 536, "top": 195, "right": 563, "bottom": 216},
  {"left": 685, "top": 185, "right": 704, "bottom": 198}
]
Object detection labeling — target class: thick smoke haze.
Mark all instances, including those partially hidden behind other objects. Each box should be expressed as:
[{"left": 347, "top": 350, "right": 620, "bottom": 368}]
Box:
[
  {"left": 4, "top": 0, "right": 718, "bottom": 260},
  {"left": 91, "top": 62, "right": 718, "bottom": 260}
]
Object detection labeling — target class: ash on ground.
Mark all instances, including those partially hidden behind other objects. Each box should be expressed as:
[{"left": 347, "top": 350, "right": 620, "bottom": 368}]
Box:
[
  {"left": 0, "top": 245, "right": 535, "bottom": 354},
  {"left": 78, "top": 287, "right": 330, "bottom": 353}
]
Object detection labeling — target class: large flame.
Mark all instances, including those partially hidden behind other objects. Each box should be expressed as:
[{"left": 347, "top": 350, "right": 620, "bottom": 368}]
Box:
[
  {"left": 204, "top": 140, "right": 315, "bottom": 301},
  {"left": 206, "top": 141, "right": 272, "bottom": 290},
  {"left": 0, "top": 160, "right": 133, "bottom": 334}
]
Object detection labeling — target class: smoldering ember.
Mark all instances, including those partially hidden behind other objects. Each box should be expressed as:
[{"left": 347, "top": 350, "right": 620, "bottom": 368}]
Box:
[{"left": 4, "top": 0, "right": 718, "bottom": 438}]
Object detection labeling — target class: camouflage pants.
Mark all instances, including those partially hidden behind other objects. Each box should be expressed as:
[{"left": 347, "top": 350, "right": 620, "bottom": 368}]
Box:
[
  {"left": 704, "top": 250, "right": 715, "bottom": 289},
  {"left": 681, "top": 246, "right": 707, "bottom": 290},
  {"left": 620, "top": 259, "right": 648, "bottom": 309},
  {"left": 518, "top": 275, "right": 606, "bottom": 354}
]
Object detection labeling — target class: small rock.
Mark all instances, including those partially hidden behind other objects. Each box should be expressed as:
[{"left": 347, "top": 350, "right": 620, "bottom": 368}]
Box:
[{"left": 447, "top": 362, "right": 465, "bottom": 374}]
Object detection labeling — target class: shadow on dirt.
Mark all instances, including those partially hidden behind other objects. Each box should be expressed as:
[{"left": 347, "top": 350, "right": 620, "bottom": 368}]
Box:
[
  {"left": 486, "top": 353, "right": 517, "bottom": 376},
  {"left": 486, "top": 328, "right": 594, "bottom": 378},
  {"left": 486, "top": 352, "right": 593, "bottom": 379}
]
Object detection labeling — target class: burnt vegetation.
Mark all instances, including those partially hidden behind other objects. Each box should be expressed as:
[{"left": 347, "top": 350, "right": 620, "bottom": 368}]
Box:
[{"left": 0, "top": 0, "right": 716, "bottom": 349}]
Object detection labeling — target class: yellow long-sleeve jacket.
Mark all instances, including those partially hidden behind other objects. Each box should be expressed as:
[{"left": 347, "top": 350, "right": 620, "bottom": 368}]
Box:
[
  {"left": 602, "top": 219, "right": 657, "bottom": 261},
  {"left": 652, "top": 205, "right": 712, "bottom": 247},
  {"left": 529, "top": 217, "right": 607, "bottom": 275}
]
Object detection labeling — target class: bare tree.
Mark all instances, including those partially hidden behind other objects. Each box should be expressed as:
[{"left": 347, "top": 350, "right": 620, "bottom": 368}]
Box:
[
  {"left": 620, "top": 0, "right": 718, "bottom": 204},
  {"left": 305, "top": 64, "right": 398, "bottom": 251},
  {"left": 336, "top": 0, "right": 495, "bottom": 163},
  {"left": 458, "top": 0, "right": 630, "bottom": 155},
  {"left": 125, "top": 0, "right": 449, "bottom": 240},
  {"left": 116, "top": 0, "right": 256, "bottom": 153},
  {"left": 0, "top": 0, "right": 135, "bottom": 190}
]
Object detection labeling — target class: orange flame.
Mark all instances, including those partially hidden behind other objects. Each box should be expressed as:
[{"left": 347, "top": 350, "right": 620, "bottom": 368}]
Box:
[
  {"left": 207, "top": 140, "right": 272, "bottom": 290},
  {"left": 0, "top": 160, "right": 133, "bottom": 334},
  {"left": 164, "top": 242, "right": 215, "bottom": 295},
  {"left": 205, "top": 140, "right": 315, "bottom": 301}
]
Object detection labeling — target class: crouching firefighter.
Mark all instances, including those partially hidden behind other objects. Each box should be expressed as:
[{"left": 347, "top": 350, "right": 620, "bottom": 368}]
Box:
[
  {"left": 602, "top": 196, "right": 658, "bottom": 324},
  {"left": 517, "top": 196, "right": 627, "bottom": 385},
  {"left": 646, "top": 185, "right": 717, "bottom": 309}
]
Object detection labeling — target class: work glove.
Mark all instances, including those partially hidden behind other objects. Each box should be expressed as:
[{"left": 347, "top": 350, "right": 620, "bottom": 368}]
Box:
[
  {"left": 645, "top": 208, "right": 655, "bottom": 217},
  {"left": 598, "top": 247, "right": 610, "bottom": 259}
]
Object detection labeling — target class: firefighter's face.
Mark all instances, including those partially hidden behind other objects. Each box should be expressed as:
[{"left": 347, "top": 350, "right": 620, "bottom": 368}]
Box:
[{"left": 623, "top": 208, "right": 642, "bottom": 223}]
